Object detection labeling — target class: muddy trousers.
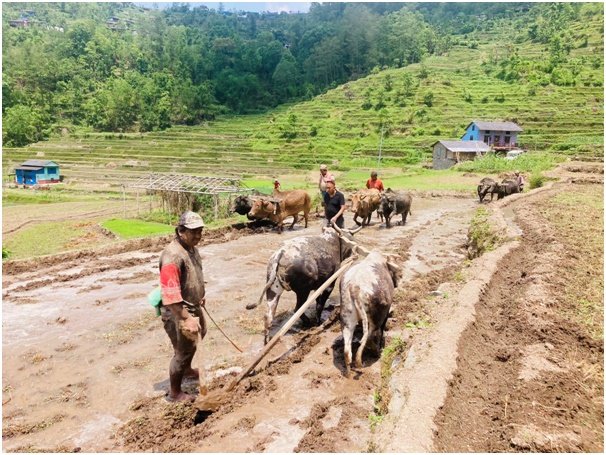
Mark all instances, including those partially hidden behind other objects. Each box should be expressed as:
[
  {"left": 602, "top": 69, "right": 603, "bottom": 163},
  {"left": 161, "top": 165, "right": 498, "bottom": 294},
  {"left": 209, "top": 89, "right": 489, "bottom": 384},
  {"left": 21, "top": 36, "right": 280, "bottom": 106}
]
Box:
[{"left": 161, "top": 306, "right": 206, "bottom": 393}]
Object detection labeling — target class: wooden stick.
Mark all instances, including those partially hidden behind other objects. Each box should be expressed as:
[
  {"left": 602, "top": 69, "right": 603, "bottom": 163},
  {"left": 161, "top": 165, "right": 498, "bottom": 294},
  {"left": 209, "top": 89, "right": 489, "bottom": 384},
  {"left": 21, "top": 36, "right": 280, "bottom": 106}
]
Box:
[{"left": 223, "top": 257, "right": 356, "bottom": 392}]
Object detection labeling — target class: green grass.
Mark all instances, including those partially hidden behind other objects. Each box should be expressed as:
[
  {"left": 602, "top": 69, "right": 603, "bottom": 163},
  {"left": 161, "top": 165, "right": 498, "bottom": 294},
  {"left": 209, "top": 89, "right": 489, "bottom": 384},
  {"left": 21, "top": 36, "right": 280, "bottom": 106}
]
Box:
[
  {"left": 101, "top": 218, "right": 174, "bottom": 239},
  {"left": 2, "top": 221, "right": 88, "bottom": 259}
]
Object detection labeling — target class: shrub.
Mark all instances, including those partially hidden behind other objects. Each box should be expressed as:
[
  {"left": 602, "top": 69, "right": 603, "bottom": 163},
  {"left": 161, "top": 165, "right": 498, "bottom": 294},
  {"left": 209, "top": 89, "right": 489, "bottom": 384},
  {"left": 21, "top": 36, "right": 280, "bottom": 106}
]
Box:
[
  {"left": 481, "top": 96, "right": 489, "bottom": 103},
  {"left": 467, "top": 207, "right": 501, "bottom": 259},
  {"left": 418, "top": 65, "right": 429, "bottom": 79},
  {"left": 494, "top": 93, "right": 505, "bottom": 103},
  {"left": 529, "top": 173, "right": 545, "bottom": 189},
  {"left": 2, "top": 247, "right": 10, "bottom": 260},
  {"left": 423, "top": 92, "right": 434, "bottom": 107},
  {"left": 463, "top": 90, "right": 473, "bottom": 103}
]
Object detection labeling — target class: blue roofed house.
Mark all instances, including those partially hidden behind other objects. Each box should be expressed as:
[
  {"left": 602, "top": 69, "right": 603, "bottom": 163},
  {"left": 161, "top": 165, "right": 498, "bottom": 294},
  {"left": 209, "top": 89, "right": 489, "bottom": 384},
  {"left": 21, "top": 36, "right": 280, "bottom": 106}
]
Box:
[
  {"left": 461, "top": 120, "right": 523, "bottom": 150},
  {"left": 14, "top": 160, "right": 61, "bottom": 185},
  {"left": 432, "top": 140, "right": 490, "bottom": 170}
]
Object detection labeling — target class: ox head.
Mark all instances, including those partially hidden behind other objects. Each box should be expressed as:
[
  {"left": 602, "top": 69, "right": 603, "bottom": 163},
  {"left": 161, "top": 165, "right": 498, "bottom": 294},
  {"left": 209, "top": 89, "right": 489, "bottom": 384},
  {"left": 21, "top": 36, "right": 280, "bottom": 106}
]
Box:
[
  {"left": 385, "top": 254, "right": 403, "bottom": 288},
  {"left": 378, "top": 192, "right": 396, "bottom": 217},
  {"left": 349, "top": 192, "right": 369, "bottom": 213},
  {"left": 248, "top": 198, "right": 275, "bottom": 219},
  {"left": 323, "top": 224, "right": 363, "bottom": 260},
  {"left": 232, "top": 195, "right": 252, "bottom": 215}
]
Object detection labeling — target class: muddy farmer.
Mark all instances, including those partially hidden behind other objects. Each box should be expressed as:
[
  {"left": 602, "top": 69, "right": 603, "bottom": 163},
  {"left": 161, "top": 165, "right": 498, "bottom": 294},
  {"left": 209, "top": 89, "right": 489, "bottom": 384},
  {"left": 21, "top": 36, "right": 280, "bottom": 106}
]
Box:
[{"left": 159, "top": 211, "right": 207, "bottom": 402}]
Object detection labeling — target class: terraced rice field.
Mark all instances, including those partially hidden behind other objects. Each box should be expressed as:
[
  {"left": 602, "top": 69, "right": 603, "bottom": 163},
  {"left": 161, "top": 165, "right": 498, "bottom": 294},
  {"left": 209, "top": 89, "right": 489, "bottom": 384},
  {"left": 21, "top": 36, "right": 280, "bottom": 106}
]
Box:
[{"left": 3, "top": 14, "right": 603, "bottom": 186}]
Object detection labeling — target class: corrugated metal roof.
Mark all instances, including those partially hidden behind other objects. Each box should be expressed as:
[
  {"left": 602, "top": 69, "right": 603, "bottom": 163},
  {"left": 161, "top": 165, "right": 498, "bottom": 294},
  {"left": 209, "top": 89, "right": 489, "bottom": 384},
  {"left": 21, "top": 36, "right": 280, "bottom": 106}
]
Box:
[
  {"left": 15, "top": 165, "right": 43, "bottom": 171},
  {"left": 433, "top": 140, "right": 491, "bottom": 152},
  {"left": 20, "top": 159, "right": 58, "bottom": 167},
  {"left": 468, "top": 121, "right": 523, "bottom": 132}
]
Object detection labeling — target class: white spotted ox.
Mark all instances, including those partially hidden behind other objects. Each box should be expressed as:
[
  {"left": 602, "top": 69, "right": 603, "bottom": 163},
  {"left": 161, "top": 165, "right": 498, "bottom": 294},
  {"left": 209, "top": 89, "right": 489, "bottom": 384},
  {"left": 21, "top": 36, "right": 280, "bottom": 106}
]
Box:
[
  {"left": 247, "top": 226, "right": 361, "bottom": 343},
  {"left": 339, "top": 251, "right": 402, "bottom": 377}
]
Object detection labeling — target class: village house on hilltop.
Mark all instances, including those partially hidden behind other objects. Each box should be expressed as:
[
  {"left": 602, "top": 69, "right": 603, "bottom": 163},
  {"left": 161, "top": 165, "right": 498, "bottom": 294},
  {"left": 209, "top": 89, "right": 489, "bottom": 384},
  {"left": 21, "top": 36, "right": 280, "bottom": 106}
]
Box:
[
  {"left": 461, "top": 120, "right": 523, "bottom": 150},
  {"left": 432, "top": 120, "right": 523, "bottom": 169}
]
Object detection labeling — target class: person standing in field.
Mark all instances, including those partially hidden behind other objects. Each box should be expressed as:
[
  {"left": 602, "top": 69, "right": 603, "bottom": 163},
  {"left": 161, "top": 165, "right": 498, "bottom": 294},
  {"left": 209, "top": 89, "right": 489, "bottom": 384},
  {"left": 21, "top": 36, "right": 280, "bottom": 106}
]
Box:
[
  {"left": 366, "top": 171, "right": 385, "bottom": 192},
  {"left": 515, "top": 171, "right": 525, "bottom": 192},
  {"left": 159, "top": 211, "right": 207, "bottom": 402},
  {"left": 318, "top": 164, "right": 334, "bottom": 201},
  {"left": 323, "top": 178, "right": 346, "bottom": 228}
]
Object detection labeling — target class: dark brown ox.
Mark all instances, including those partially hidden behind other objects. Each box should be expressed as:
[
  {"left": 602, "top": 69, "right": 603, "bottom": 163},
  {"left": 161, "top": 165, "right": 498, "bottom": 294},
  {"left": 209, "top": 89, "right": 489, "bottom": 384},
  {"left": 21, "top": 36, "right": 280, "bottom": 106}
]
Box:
[
  {"left": 349, "top": 188, "right": 381, "bottom": 226},
  {"left": 339, "top": 251, "right": 402, "bottom": 377},
  {"left": 248, "top": 189, "right": 311, "bottom": 233}
]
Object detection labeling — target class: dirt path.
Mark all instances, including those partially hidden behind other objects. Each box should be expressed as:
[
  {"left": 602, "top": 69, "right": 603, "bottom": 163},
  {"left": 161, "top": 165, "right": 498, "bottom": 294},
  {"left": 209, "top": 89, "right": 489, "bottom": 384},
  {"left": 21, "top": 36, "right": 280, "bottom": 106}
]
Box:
[
  {"left": 2, "top": 195, "right": 475, "bottom": 452},
  {"left": 433, "top": 175, "right": 603, "bottom": 451}
]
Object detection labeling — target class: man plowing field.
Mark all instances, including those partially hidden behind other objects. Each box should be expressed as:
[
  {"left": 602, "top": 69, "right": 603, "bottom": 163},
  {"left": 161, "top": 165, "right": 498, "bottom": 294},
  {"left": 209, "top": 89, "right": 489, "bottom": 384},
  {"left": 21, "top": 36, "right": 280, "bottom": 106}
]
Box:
[{"left": 158, "top": 211, "right": 207, "bottom": 402}]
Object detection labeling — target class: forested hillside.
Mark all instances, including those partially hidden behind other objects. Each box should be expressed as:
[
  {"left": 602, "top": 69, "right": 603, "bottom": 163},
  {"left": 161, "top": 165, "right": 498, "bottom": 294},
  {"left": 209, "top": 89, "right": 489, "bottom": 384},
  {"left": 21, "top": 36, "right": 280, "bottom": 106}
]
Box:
[
  {"left": 2, "top": 1, "right": 603, "bottom": 171},
  {"left": 2, "top": 1, "right": 450, "bottom": 145}
]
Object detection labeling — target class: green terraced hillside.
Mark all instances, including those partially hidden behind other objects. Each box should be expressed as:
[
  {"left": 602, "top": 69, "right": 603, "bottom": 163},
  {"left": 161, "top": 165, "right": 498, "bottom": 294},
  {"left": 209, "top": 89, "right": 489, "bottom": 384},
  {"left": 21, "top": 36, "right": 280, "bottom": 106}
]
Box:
[{"left": 3, "top": 6, "right": 603, "bottom": 186}]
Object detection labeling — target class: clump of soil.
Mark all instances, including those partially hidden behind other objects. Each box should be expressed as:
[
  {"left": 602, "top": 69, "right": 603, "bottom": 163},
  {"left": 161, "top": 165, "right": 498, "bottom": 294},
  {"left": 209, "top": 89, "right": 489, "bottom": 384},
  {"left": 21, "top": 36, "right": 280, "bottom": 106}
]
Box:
[{"left": 294, "top": 396, "right": 368, "bottom": 453}]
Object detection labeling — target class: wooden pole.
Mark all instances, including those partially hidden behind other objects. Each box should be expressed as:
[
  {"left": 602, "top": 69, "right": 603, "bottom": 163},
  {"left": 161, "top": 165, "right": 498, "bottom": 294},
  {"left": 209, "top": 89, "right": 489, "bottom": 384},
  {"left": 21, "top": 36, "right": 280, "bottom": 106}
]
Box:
[
  {"left": 224, "top": 256, "right": 356, "bottom": 392},
  {"left": 122, "top": 185, "right": 126, "bottom": 218}
]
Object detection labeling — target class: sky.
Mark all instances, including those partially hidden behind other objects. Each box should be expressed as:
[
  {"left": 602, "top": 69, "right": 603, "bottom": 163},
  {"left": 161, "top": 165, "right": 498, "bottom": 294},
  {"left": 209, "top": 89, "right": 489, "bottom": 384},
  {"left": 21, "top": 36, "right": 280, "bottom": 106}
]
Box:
[{"left": 135, "top": 2, "right": 312, "bottom": 13}]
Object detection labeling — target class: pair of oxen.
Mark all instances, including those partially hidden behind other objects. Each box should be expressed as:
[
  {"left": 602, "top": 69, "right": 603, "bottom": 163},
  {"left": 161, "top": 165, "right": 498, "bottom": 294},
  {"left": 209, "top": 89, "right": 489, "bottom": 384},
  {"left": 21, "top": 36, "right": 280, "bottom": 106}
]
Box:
[
  {"left": 477, "top": 177, "right": 522, "bottom": 202},
  {"left": 245, "top": 224, "right": 402, "bottom": 377},
  {"left": 349, "top": 188, "right": 412, "bottom": 228}
]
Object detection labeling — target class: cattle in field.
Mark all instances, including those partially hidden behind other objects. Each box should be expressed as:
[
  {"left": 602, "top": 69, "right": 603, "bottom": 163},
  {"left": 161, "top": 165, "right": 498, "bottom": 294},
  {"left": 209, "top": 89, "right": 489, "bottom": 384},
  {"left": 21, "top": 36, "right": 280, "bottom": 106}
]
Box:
[
  {"left": 496, "top": 179, "right": 520, "bottom": 199},
  {"left": 232, "top": 195, "right": 255, "bottom": 219},
  {"left": 339, "top": 251, "right": 402, "bottom": 377},
  {"left": 377, "top": 189, "right": 413, "bottom": 228},
  {"left": 248, "top": 189, "right": 311, "bottom": 233},
  {"left": 246, "top": 226, "right": 362, "bottom": 343},
  {"left": 349, "top": 188, "right": 382, "bottom": 226},
  {"left": 477, "top": 177, "right": 498, "bottom": 203}
]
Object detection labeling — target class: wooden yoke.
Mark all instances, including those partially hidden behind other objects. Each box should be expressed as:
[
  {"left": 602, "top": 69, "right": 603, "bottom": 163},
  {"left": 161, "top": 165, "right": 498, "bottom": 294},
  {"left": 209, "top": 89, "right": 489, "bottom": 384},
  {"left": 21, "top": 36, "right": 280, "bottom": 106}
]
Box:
[{"left": 331, "top": 224, "right": 400, "bottom": 270}]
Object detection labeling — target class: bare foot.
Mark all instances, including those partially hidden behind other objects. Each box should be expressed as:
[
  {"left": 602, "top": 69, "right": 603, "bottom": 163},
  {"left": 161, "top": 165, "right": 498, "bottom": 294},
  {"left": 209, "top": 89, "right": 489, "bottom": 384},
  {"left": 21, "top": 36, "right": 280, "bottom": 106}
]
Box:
[
  {"left": 184, "top": 368, "right": 200, "bottom": 380},
  {"left": 167, "top": 391, "right": 196, "bottom": 403}
]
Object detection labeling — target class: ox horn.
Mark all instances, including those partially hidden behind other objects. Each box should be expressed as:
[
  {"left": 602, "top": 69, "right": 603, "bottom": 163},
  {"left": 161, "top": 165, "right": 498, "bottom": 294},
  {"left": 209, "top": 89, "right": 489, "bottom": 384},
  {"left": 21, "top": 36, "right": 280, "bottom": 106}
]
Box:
[{"left": 346, "top": 225, "right": 363, "bottom": 235}]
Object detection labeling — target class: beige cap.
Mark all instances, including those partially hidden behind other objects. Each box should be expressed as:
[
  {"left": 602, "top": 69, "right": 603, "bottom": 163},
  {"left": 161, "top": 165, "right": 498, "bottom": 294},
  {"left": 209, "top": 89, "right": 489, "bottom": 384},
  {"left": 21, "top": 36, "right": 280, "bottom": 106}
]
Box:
[
  {"left": 178, "top": 211, "right": 205, "bottom": 229},
  {"left": 320, "top": 164, "right": 328, "bottom": 170}
]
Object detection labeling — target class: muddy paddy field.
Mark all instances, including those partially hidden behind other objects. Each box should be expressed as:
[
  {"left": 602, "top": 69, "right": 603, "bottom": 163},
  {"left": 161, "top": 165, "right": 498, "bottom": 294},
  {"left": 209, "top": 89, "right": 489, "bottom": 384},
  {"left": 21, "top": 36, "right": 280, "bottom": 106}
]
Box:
[{"left": 2, "top": 165, "right": 603, "bottom": 452}]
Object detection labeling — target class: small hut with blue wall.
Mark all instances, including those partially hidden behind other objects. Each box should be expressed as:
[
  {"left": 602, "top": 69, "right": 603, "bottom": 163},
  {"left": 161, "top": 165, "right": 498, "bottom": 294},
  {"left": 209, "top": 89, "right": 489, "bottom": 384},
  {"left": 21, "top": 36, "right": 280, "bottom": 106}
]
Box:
[{"left": 14, "top": 160, "right": 61, "bottom": 185}]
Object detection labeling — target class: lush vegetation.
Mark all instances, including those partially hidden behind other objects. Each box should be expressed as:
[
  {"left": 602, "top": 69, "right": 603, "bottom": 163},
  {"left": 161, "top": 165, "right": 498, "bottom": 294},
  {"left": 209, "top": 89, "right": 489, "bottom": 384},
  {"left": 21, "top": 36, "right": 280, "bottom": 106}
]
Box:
[
  {"left": 3, "top": 1, "right": 457, "bottom": 145},
  {"left": 2, "top": 2, "right": 603, "bottom": 184}
]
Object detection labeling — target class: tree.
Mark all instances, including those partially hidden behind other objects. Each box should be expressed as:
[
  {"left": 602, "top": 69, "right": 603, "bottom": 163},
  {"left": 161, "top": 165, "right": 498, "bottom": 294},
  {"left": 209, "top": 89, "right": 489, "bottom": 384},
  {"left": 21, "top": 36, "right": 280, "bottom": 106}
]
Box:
[
  {"left": 272, "top": 51, "right": 298, "bottom": 101},
  {"left": 3, "top": 105, "right": 48, "bottom": 146}
]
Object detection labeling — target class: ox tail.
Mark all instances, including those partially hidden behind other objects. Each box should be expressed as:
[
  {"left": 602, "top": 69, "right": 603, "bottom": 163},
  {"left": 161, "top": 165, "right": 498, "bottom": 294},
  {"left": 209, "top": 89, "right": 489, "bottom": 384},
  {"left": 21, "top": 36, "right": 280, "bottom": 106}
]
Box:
[
  {"left": 352, "top": 288, "right": 369, "bottom": 369},
  {"left": 246, "top": 250, "right": 284, "bottom": 310}
]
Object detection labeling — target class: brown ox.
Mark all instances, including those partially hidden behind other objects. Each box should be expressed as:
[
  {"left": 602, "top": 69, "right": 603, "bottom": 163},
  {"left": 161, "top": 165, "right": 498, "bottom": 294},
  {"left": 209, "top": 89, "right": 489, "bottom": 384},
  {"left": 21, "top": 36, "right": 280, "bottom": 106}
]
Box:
[
  {"left": 349, "top": 188, "right": 381, "bottom": 226},
  {"left": 248, "top": 190, "right": 311, "bottom": 233}
]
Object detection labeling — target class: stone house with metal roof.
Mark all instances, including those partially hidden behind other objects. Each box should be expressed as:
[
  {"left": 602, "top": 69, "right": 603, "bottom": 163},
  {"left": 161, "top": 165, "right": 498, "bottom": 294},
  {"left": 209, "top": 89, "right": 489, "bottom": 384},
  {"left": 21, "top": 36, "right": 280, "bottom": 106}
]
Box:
[{"left": 432, "top": 140, "right": 491, "bottom": 170}]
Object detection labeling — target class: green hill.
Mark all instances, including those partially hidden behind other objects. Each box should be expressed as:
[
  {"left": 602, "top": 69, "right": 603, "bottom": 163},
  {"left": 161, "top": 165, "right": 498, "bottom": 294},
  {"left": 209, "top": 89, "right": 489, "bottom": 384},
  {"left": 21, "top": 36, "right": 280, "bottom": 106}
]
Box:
[{"left": 3, "top": 3, "right": 603, "bottom": 185}]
